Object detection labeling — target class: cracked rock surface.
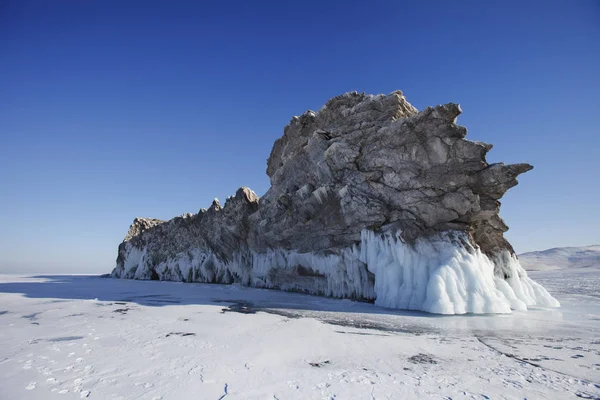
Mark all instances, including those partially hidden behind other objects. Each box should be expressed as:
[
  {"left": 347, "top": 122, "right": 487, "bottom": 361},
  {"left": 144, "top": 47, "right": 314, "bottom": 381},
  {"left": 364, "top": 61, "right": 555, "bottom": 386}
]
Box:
[{"left": 254, "top": 91, "right": 531, "bottom": 256}]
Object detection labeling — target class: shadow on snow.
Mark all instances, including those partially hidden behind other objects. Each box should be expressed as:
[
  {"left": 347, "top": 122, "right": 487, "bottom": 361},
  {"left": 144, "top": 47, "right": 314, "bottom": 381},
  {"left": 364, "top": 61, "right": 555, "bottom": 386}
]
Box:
[{"left": 0, "top": 274, "right": 437, "bottom": 320}]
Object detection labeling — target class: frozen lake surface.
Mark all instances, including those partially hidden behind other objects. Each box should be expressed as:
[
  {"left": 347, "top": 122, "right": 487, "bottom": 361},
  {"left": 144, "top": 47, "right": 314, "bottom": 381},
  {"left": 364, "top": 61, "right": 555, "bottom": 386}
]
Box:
[{"left": 1, "top": 269, "right": 598, "bottom": 399}]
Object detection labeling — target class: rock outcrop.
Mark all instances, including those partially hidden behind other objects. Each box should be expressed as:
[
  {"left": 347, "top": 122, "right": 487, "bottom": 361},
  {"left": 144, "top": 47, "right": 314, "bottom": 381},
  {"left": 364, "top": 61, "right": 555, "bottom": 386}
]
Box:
[{"left": 111, "top": 91, "right": 559, "bottom": 314}]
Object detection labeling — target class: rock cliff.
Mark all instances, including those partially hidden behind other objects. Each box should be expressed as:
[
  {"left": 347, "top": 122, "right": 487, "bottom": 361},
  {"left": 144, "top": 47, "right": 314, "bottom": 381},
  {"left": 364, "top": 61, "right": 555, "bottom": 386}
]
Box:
[{"left": 111, "top": 91, "right": 559, "bottom": 314}]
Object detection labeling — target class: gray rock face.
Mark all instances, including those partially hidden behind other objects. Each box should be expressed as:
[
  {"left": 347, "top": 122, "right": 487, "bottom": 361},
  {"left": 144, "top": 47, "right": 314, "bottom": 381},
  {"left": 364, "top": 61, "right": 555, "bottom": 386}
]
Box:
[
  {"left": 111, "top": 91, "right": 558, "bottom": 314},
  {"left": 252, "top": 91, "right": 530, "bottom": 256}
]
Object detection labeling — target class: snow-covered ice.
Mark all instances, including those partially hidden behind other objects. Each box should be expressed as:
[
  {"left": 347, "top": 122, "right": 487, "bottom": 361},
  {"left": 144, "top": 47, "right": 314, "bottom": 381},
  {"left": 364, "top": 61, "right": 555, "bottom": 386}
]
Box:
[{"left": 0, "top": 268, "right": 598, "bottom": 399}]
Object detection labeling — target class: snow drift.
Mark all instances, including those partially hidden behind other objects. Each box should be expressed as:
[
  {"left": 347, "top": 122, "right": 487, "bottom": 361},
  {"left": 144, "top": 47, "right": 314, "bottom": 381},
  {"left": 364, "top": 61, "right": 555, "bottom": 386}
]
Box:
[{"left": 111, "top": 90, "right": 559, "bottom": 314}]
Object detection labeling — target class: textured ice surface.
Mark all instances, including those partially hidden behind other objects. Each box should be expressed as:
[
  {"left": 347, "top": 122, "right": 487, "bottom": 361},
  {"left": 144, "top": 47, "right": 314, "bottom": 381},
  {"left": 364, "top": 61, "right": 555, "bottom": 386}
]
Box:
[
  {"left": 359, "top": 230, "right": 558, "bottom": 314},
  {"left": 116, "top": 229, "right": 559, "bottom": 314}
]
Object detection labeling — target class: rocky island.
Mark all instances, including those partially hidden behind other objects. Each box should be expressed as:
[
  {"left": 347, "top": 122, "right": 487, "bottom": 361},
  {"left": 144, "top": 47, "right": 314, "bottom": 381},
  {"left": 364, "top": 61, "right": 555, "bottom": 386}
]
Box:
[{"left": 111, "top": 91, "right": 559, "bottom": 314}]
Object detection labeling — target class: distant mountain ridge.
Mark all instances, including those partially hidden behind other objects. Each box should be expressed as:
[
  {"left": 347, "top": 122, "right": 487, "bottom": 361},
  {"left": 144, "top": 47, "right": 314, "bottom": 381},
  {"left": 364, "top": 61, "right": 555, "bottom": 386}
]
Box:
[{"left": 519, "top": 245, "right": 600, "bottom": 271}]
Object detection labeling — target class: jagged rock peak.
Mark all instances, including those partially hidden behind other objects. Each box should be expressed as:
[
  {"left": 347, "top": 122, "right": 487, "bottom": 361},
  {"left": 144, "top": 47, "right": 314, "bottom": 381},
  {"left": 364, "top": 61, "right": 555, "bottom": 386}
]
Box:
[
  {"left": 123, "top": 217, "right": 164, "bottom": 242},
  {"left": 316, "top": 90, "right": 419, "bottom": 125},
  {"left": 258, "top": 91, "right": 533, "bottom": 257},
  {"left": 111, "top": 90, "right": 557, "bottom": 315},
  {"left": 267, "top": 91, "right": 419, "bottom": 179}
]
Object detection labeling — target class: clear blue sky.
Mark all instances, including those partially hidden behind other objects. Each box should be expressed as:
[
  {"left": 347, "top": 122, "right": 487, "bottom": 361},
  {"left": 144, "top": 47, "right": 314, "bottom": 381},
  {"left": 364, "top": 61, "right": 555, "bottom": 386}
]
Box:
[{"left": 1, "top": 1, "right": 599, "bottom": 274}]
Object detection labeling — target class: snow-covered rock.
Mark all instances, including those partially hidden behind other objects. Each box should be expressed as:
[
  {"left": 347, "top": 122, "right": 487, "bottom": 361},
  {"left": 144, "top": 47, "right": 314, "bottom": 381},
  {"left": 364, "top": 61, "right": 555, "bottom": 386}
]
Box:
[{"left": 111, "top": 91, "right": 559, "bottom": 314}]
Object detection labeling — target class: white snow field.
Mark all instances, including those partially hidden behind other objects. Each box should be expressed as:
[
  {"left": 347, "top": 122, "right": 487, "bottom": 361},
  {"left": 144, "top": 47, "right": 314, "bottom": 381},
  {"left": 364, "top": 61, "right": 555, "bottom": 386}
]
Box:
[{"left": 1, "top": 271, "right": 598, "bottom": 399}]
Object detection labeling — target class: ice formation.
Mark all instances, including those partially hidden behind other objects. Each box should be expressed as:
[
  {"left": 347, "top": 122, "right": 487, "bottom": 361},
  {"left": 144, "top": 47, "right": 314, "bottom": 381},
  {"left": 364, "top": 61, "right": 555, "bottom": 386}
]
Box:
[
  {"left": 115, "top": 229, "right": 558, "bottom": 314},
  {"left": 111, "top": 90, "right": 559, "bottom": 314}
]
